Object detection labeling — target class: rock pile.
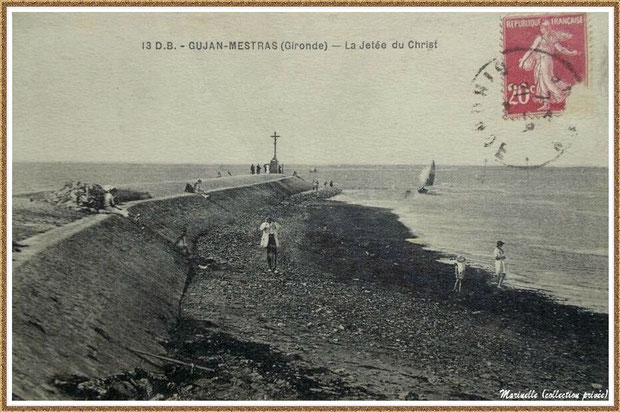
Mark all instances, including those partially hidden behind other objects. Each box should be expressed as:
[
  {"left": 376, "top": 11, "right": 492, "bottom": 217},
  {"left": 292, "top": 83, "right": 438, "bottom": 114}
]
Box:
[
  {"left": 43, "top": 181, "right": 106, "bottom": 211},
  {"left": 41, "top": 181, "right": 151, "bottom": 212},
  {"left": 52, "top": 369, "right": 173, "bottom": 400}
]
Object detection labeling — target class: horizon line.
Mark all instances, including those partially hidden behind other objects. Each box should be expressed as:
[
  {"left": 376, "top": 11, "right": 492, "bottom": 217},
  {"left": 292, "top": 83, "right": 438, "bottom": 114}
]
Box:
[{"left": 11, "top": 160, "right": 609, "bottom": 168}]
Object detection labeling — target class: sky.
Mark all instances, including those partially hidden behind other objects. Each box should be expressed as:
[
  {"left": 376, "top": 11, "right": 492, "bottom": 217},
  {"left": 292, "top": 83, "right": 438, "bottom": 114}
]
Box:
[{"left": 11, "top": 11, "right": 610, "bottom": 166}]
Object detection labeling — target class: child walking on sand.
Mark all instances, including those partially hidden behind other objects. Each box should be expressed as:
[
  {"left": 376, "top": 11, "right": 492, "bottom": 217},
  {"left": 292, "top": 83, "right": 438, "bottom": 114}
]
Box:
[
  {"left": 494, "top": 240, "right": 507, "bottom": 288},
  {"left": 453, "top": 255, "right": 467, "bottom": 293},
  {"left": 260, "top": 216, "right": 280, "bottom": 273}
]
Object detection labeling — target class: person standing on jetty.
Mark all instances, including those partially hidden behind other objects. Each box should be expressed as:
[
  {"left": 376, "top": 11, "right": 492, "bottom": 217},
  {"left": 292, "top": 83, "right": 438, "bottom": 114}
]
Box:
[
  {"left": 453, "top": 255, "right": 467, "bottom": 293},
  {"left": 250, "top": 164, "right": 255, "bottom": 175},
  {"left": 260, "top": 216, "right": 280, "bottom": 274},
  {"left": 256, "top": 164, "right": 261, "bottom": 175},
  {"left": 494, "top": 240, "right": 507, "bottom": 288}
]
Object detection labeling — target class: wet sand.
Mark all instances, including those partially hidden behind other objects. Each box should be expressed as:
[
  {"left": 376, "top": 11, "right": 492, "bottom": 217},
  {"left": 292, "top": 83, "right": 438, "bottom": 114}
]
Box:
[{"left": 172, "top": 193, "right": 608, "bottom": 400}]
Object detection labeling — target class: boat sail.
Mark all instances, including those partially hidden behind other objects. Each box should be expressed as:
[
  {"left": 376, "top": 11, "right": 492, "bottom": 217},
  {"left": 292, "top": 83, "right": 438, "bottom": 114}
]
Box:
[{"left": 417, "top": 161, "right": 436, "bottom": 193}]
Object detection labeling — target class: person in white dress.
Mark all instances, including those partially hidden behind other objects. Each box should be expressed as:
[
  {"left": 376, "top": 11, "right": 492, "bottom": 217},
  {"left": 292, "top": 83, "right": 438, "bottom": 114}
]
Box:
[
  {"left": 453, "top": 255, "right": 467, "bottom": 293},
  {"left": 260, "top": 216, "right": 280, "bottom": 273},
  {"left": 494, "top": 241, "right": 507, "bottom": 288}
]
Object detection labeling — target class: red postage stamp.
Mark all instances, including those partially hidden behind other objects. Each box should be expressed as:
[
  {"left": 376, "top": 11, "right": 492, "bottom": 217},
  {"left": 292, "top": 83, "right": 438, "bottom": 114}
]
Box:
[{"left": 502, "top": 14, "right": 588, "bottom": 118}]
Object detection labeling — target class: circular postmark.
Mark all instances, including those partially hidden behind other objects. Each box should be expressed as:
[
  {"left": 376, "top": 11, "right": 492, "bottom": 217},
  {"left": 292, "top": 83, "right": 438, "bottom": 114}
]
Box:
[
  {"left": 470, "top": 49, "right": 581, "bottom": 169},
  {"left": 471, "top": 14, "right": 587, "bottom": 169}
]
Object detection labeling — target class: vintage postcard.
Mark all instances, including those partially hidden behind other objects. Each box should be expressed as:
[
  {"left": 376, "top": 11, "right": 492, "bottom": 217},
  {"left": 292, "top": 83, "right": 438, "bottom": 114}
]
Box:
[{"left": 3, "top": 5, "right": 616, "bottom": 408}]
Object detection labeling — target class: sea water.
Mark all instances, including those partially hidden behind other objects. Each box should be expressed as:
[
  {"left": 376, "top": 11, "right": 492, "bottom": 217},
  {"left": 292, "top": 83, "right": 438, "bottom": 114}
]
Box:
[
  {"left": 301, "top": 164, "right": 609, "bottom": 314},
  {"left": 12, "top": 163, "right": 610, "bottom": 313}
]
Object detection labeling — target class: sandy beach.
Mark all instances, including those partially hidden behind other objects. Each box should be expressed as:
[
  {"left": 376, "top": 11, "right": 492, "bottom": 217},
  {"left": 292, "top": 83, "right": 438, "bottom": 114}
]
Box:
[{"left": 43, "top": 187, "right": 608, "bottom": 401}]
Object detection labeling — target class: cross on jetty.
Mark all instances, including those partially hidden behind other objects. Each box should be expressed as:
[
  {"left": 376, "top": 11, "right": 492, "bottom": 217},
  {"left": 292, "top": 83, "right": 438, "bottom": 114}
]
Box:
[
  {"left": 268, "top": 131, "right": 283, "bottom": 174},
  {"left": 270, "top": 131, "right": 280, "bottom": 160}
]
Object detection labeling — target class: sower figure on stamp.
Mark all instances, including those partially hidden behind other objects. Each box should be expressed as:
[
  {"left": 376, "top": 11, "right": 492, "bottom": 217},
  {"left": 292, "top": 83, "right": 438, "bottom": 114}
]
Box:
[
  {"left": 260, "top": 216, "right": 280, "bottom": 274},
  {"left": 518, "top": 20, "right": 579, "bottom": 111},
  {"left": 494, "top": 240, "right": 507, "bottom": 288}
]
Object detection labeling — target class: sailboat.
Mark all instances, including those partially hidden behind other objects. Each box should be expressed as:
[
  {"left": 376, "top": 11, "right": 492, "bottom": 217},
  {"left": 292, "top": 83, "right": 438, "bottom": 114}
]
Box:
[{"left": 417, "top": 160, "right": 436, "bottom": 194}]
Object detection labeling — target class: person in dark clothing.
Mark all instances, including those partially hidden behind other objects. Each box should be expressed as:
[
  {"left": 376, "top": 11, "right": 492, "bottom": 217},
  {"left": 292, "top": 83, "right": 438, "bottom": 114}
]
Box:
[
  {"left": 263, "top": 164, "right": 268, "bottom": 173},
  {"left": 256, "top": 164, "right": 261, "bottom": 175},
  {"left": 250, "top": 164, "right": 255, "bottom": 175},
  {"left": 174, "top": 228, "right": 190, "bottom": 256}
]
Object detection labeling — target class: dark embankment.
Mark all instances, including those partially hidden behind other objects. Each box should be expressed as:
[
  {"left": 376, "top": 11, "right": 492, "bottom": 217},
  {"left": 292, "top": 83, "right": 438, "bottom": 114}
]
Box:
[{"left": 12, "top": 177, "right": 311, "bottom": 400}]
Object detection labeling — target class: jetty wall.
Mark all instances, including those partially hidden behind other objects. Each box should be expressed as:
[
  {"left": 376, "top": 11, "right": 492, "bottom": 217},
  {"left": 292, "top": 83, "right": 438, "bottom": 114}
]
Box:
[{"left": 12, "top": 177, "right": 312, "bottom": 400}]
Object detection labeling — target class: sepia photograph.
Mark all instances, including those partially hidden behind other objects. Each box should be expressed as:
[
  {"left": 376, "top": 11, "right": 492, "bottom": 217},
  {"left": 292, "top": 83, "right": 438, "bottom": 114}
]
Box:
[{"left": 4, "top": 5, "right": 616, "bottom": 407}]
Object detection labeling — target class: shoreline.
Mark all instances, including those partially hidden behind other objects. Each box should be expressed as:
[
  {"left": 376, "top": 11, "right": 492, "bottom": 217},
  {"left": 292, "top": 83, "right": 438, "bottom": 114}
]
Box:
[
  {"left": 331, "top": 194, "right": 610, "bottom": 316},
  {"left": 47, "top": 190, "right": 608, "bottom": 401},
  {"left": 180, "top": 195, "right": 608, "bottom": 400}
]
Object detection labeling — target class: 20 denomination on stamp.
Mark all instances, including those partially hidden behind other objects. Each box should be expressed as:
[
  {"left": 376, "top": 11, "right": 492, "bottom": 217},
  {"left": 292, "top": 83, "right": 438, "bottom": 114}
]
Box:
[{"left": 502, "top": 14, "right": 587, "bottom": 117}]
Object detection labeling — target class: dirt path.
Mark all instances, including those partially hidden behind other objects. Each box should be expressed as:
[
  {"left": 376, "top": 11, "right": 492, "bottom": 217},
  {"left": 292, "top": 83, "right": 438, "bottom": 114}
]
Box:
[{"left": 12, "top": 176, "right": 293, "bottom": 265}]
